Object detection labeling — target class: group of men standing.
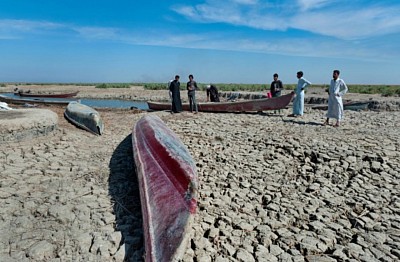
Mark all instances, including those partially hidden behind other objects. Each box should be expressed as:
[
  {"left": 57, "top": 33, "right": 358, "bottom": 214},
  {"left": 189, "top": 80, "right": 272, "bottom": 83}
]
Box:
[
  {"left": 169, "top": 74, "right": 199, "bottom": 114},
  {"left": 271, "top": 70, "right": 348, "bottom": 127},
  {"left": 169, "top": 70, "right": 348, "bottom": 127},
  {"left": 168, "top": 74, "right": 219, "bottom": 114}
]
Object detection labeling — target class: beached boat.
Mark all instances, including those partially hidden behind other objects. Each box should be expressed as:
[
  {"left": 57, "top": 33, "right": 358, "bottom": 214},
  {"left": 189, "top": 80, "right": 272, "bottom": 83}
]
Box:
[
  {"left": 312, "top": 101, "right": 370, "bottom": 111},
  {"left": 343, "top": 101, "right": 370, "bottom": 111},
  {"left": 64, "top": 102, "right": 104, "bottom": 135},
  {"left": 15, "top": 91, "right": 79, "bottom": 98},
  {"left": 0, "top": 102, "right": 12, "bottom": 110},
  {"left": 0, "top": 94, "right": 80, "bottom": 105},
  {"left": 132, "top": 115, "right": 198, "bottom": 262},
  {"left": 147, "top": 92, "right": 295, "bottom": 112}
]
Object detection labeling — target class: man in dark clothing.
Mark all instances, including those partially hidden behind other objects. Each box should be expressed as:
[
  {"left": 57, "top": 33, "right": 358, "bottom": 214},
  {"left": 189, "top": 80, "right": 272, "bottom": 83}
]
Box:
[
  {"left": 169, "top": 75, "right": 182, "bottom": 113},
  {"left": 270, "top": 73, "right": 284, "bottom": 97},
  {"left": 206, "top": 84, "right": 220, "bottom": 102},
  {"left": 186, "top": 74, "right": 198, "bottom": 113}
]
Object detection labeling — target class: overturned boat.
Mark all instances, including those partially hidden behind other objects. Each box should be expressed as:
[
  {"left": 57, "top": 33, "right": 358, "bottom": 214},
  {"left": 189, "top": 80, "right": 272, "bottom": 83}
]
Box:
[
  {"left": 132, "top": 115, "right": 198, "bottom": 261},
  {"left": 0, "top": 102, "right": 12, "bottom": 110},
  {"left": 64, "top": 102, "right": 104, "bottom": 135}
]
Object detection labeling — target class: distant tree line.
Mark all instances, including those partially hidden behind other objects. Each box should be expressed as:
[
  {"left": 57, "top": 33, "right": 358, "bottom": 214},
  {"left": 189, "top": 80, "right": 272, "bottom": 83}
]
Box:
[{"left": 1, "top": 82, "right": 399, "bottom": 96}]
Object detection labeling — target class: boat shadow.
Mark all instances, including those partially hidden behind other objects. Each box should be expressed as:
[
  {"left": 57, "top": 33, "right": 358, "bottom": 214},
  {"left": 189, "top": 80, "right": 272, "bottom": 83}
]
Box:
[
  {"left": 256, "top": 111, "right": 286, "bottom": 117},
  {"left": 198, "top": 111, "right": 286, "bottom": 116},
  {"left": 283, "top": 119, "right": 324, "bottom": 126},
  {"left": 108, "top": 134, "right": 144, "bottom": 261}
]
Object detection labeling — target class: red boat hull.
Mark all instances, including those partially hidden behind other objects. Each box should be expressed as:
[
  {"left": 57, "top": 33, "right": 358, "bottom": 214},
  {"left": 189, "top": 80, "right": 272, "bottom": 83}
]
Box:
[
  {"left": 16, "top": 91, "right": 79, "bottom": 98},
  {"left": 132, "top": 115, "right": 198, "bottom": 262},
  {"left": 148, "top": 92, "right": 294, "bottom": 112}
]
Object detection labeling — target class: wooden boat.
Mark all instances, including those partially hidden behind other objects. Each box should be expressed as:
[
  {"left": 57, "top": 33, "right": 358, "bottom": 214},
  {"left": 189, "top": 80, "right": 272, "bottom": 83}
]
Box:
[
  {"left": 15, "top": 91, "right": 79, "bottom": 98},
  {"left": 64, "top": 102, "right": 104, "bottom": 135},
  {"left": 132, "top": 115, "right": 198, "bottom": 262},
  {"left": 343, "top": 101, "right": 370, "bottom": 111},
  {"left": 0, "top": 102, "right": 12, "bottom": 110},
  {"left": 0, "top": 94, "right": 80, "bottom": 105},
  {"left": 312, "top": 101, "right": 370, "bottom": 111},
  {"left": 148, "top": 92, "right": 295, "bottom": 112}
]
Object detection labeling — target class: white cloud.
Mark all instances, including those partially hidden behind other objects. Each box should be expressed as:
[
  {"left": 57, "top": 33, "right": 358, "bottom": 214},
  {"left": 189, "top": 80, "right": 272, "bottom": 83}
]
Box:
[
  {"left": 120, "top": 29, "right": 394, "bottom": 62},
  {"left": 172, "top": 1, "right": 400, "bottom": 40},
  {"left": 297, "top": 0, "right": 331, "bottom": 11},
  {"left": 72, "top": 26, "right": 119, "bottom": 40},
  {"left": 0, "top": 19, "right": 64, "bottom": 40},
  {"left": 173, "top": 3, "right": 242, "bottom": 24},
  {"left": 0, "top": 19, "right": 122, "bottom": 41},
  {"left": 172, "top": 6, "right": 199, "bottom": 20},
  {"left": 0, "top": 19, "right": 61, "bottom": 32},
  {"left": 232, "top": 0, "right": 258, "bottom": 5},
  {"left": 292, "top": 6, "right": 400, "bottom": 39},
  {"left": 172, "top": 2, "right": 287, "bottom": 30},
  {"left": 2, "top": 3, "right": 399, "bottom": 63}
]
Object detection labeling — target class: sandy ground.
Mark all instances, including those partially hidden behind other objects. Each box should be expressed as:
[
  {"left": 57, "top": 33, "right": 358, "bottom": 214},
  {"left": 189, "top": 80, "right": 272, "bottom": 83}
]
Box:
[{"left": 0, "top": 85, "right": 399, "bottom": 261}]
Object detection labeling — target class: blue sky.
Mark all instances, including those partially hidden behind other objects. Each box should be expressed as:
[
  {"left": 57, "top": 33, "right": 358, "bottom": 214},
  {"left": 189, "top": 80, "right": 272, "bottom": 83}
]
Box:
[{"left": 1, "top": 0, "right": 400, "bottom": 84}]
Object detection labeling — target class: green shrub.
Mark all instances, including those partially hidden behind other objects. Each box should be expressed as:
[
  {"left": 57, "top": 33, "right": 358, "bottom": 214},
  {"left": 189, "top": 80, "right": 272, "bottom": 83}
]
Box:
[
  {"left": 143, "top": 83, "right": 167, "bottom": 90},
  {"left": 348, "top": 85, "right": 400, "bottom": 96},
  {"left": 95, "top": 83, "right": 130, "bottom": 89},
  {"left": 95, "top": 83, "right": 108, "bottom": 89}
]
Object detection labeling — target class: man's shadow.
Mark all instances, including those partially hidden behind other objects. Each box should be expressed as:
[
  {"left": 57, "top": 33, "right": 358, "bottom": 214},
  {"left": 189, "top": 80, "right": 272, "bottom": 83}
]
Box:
[{"left": 108, "top": 134, "right": 144, "bottom": 261}]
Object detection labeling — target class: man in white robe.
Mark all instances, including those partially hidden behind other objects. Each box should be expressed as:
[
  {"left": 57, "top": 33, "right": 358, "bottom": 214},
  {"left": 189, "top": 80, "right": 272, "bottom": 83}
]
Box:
[
  {"left": 291, "top": 71, "right": 311, "bottom": 117},
  {"left": 324, "top": 70, "right": 348, "bottom": 127}
]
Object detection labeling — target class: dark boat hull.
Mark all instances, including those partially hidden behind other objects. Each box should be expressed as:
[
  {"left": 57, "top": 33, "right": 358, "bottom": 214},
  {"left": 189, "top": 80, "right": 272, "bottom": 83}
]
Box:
[
  {"left": 343, "top": 101, "right": 370, "bottom": 111},
  {"left": 132, "top": 115, "right": 198, "bottom": 262},
  {"left": 16, "top": 91, "right": 79, "bottom": 98},
  {"left": 0, "top": 94, "right": 80, "bottom": 105},
  {"left": 312, "top": 101, "right": 370, "bottom": 111},
  {"left": 148, "top": 92, "right": 294, "bottom": 112}
]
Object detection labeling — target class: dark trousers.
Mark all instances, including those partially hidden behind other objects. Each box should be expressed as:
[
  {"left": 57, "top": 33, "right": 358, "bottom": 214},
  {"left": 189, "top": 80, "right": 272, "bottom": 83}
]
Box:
[{"left": 188, "top": 92, "right": 198, "bottom": 112}]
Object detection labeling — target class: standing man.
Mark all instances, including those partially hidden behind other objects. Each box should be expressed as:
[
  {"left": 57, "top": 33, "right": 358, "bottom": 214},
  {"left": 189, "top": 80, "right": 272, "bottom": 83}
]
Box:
[
  {"left": 169, "top": 75, "right": 182, "bottom": 113},
  {"left": 291, "top": 71, "right": 311, "bottom": 117},
  {"left": 324, "top": 70, "right": 348, "bottom": 127},
  {"left": 270, "top": 73, "right": 283, "bottom": 98},
  {"left": 270, "top": 73, "right": 284, "bottom": 114},
  {"left": 187, "top": 74, "right": 198, "bottom": 113}
]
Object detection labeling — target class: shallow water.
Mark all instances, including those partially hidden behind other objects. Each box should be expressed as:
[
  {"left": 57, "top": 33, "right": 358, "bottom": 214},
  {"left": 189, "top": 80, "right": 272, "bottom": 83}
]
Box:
[
  {"left": 80, "top": 99, "right": 148, "bottom": 110},
  {"left": 1, "top": 93, "right": 149, "bottom": 110}
]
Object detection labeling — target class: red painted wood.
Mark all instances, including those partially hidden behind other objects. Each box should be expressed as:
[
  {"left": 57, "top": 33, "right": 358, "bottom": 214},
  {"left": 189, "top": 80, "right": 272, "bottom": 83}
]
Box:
[
  {"left": 148, "top": 92, "right": 294, "bottom": 112},
  {"left": 132, "top": 115, "right": 198, "bottom": 262}
]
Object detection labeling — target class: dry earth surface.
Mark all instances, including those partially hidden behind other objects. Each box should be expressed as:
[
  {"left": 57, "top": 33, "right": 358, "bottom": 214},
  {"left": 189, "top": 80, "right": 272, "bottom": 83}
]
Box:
[{"left": 0, "top": 85, "right": 399, "bottom": 261}]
